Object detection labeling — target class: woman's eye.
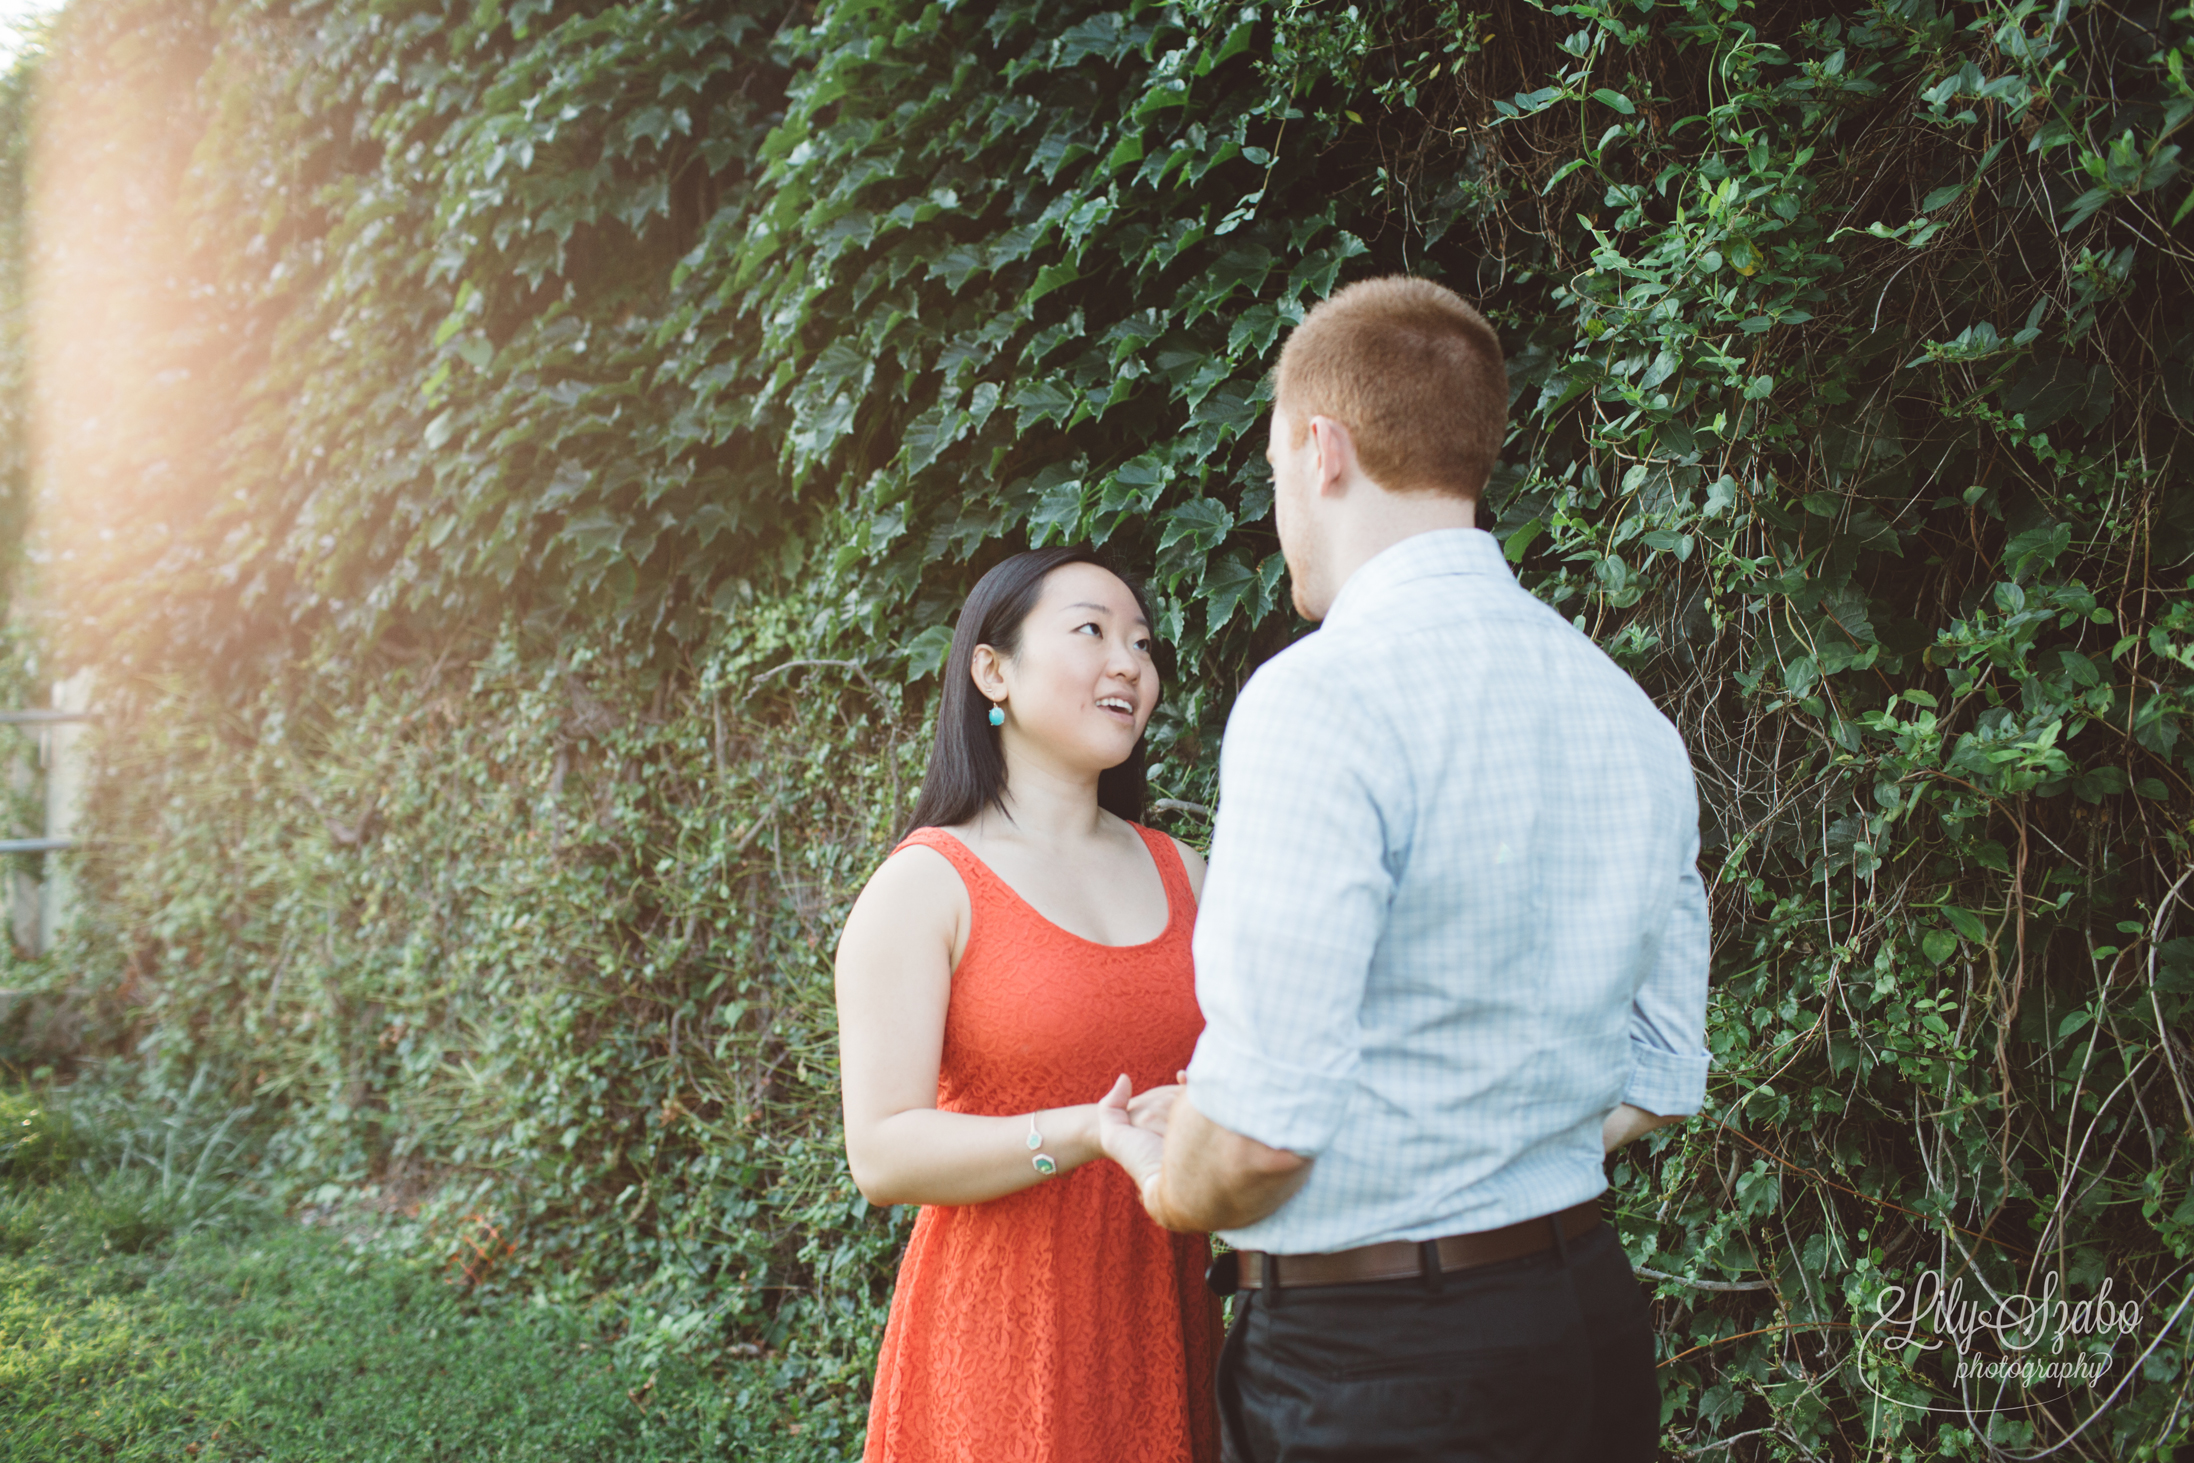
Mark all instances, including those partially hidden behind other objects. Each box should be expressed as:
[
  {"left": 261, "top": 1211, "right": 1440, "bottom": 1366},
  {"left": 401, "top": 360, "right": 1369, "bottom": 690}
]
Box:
[{"left": 1076, "top": 622, "right": 1101, "bottom": 635}]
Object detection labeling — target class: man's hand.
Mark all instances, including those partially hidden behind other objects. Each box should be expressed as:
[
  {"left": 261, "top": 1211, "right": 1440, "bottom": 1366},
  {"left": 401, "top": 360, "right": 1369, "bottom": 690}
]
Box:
[{"left": 1603, "top": 1102, "right": 1681, "bottom": 1153}]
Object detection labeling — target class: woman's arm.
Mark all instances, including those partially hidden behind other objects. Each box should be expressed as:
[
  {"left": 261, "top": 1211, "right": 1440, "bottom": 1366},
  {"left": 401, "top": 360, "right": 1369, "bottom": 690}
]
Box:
[{"left": 835, "top": 844, "right": 1118, "bottom": 1207}]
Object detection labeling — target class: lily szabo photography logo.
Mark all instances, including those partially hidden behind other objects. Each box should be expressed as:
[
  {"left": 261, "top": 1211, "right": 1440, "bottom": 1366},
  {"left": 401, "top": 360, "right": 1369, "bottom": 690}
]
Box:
[{"left": 1859, "top": 1262, "right": 2190, "bottom": 1430}]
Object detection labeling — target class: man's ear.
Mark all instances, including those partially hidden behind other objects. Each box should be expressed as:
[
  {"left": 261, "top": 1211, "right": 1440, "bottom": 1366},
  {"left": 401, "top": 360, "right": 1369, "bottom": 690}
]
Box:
[{"left": 1306, "top": 415, "right": 1356, "bottom": 497}]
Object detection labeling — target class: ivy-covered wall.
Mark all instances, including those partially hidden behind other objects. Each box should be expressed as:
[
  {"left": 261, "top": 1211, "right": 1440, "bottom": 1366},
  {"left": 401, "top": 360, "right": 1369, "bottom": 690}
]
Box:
[{"left": 7, "top": 0, "right": 2194, "bottom": 1455}]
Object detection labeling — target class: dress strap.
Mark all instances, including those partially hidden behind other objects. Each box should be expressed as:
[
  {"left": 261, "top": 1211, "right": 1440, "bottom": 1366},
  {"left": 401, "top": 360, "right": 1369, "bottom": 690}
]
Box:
[
  {"left": 895, "top": 825, "right": 977, "bottom": 870},
  {"left": 891, "top": 826, "right": 1003, "bottom": 902},
  {"left": 1131, "top": 823, "right": 1198, "bottom": 926}
]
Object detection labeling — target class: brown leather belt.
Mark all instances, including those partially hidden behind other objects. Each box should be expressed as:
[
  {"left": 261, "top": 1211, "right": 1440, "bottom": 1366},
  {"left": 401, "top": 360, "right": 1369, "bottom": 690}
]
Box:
[{"left": 1214, "top": 1198, "right": 1601, "bottom": 1294}]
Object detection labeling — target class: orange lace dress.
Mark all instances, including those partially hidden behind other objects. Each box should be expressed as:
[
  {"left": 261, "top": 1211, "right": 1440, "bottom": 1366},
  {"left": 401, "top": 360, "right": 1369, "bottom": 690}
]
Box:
[{"left": 859, "top": 824, "right": 1222, "bottom": 1463}]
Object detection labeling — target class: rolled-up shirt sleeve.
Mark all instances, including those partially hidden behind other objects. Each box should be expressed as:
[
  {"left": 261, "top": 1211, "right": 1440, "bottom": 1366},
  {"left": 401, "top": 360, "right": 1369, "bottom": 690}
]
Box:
[
  {"left": 1623, "top": 788, "right": 1711, "bottom": 1116},
  {"left": 1185, "top": 653, "right": 1399, "bottom": 1157}
]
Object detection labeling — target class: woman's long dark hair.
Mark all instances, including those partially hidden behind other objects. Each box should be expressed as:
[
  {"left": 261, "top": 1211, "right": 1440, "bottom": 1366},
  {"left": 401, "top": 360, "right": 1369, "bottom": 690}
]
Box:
[{"left": 902, "top": 546, "right": 1155, "bottom": 836}]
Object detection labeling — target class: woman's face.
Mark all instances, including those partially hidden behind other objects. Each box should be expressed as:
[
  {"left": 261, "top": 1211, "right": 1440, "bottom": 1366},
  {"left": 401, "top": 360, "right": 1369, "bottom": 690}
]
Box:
[{"left": 974, "top": 562, "right": 1158, "bottom": 775}]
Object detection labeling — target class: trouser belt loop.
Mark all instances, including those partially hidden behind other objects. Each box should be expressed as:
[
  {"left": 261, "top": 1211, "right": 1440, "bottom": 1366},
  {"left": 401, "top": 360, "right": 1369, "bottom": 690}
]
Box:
[
  {"left": 1419, "top": 1237, "right": 1443, "bottom": 1293},
  {"left": 1549, "top": 1211, "right": 1571, "bottom": 1269}
]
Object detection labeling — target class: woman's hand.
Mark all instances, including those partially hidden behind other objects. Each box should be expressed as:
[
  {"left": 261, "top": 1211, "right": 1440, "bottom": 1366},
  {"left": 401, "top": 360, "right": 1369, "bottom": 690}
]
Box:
[
  {"left": 1125, "top": 1069, "right": 1188, "bottom": 1135},
  {"left": 1094, "top": 1073, "right": 1166, "bottom": 1192},
  {"left": 1602, "top": 1102, "right": 1680, "bottom": 1153}
]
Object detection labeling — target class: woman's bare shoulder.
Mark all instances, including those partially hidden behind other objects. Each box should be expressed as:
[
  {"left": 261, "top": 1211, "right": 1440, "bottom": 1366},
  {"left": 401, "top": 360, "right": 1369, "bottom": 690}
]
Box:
[{"left": 857, "top": 837, "right": 967, "bottom": 911}]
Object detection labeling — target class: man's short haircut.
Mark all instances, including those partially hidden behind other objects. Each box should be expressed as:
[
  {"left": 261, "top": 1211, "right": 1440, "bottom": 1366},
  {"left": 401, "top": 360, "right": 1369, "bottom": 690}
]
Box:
[{"left": 1273, "top": 276, "right": 1508, "bottom": 499}]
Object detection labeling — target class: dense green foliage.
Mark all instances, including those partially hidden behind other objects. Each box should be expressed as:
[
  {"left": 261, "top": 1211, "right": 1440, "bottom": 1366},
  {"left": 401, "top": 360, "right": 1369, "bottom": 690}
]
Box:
[
  {"left": 0, "top": 1090, "right": 832, "bottom": 1460},
  {"left": 7, "top": 0, "right": 2194, "bottom": 1455}
]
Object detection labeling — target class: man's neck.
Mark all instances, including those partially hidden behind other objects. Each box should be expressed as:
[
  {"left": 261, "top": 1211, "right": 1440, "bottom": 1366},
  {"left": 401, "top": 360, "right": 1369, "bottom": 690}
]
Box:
[{"left": 1316, "top": 490, "right": 1477, "bottom": 616}]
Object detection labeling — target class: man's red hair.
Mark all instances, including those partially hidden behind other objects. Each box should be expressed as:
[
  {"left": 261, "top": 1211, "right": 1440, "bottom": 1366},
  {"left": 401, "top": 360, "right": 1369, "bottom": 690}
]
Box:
[{"left": 1273, "top": 276, "right": 1508, "bottom": 499}]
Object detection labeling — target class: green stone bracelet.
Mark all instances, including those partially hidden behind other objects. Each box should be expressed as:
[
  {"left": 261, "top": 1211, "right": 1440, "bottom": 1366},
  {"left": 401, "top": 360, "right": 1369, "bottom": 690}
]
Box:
[{"left": 1026, "top": 1112, "right": 1057, "bottom": 1177}]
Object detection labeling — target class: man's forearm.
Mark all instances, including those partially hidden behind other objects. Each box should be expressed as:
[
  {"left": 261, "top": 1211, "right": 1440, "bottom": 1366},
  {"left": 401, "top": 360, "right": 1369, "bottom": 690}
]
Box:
[
  {"left": 1131, "top": 1096, "right": 1676, "bottom": 1232},
  {"left": 1139, "top": 1094, "right": 1312, "bottom": 1233}
]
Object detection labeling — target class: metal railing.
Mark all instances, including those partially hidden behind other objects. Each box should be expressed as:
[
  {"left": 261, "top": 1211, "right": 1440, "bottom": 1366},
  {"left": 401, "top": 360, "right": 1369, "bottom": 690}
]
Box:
[{"left": 2, "top": 709, "right": 95, "bottom": 856}]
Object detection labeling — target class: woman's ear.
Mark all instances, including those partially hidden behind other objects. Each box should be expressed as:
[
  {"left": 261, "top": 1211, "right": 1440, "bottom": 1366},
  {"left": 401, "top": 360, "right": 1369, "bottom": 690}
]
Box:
[{"left": 969, "top": 644, "right": 1009, "bottom": 703}]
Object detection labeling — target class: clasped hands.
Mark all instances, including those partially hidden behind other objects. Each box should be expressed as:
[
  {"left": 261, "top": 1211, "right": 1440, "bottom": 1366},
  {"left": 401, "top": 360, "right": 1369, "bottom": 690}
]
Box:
[{"left": 1091, "top": 1069, "right": 1186, "bottom": 1200}]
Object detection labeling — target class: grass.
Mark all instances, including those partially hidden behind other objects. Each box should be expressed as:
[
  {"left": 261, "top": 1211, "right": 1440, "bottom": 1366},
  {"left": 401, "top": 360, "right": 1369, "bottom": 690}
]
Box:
[{"left": 0, "top": 1090, "right": 858, "bottom": 1462}]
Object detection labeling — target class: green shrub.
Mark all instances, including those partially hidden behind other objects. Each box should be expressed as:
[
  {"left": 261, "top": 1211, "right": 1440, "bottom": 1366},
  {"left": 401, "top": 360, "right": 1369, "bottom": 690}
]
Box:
[
  {"left": 43, "top": 1166, "right": 253, "bottom": 1257},
  {"left": 0, "top": 1087, "right": 84, "bottom": 1183},
  {"left": 0, "top": 1182, "right": 39, "bottom": 1255}
]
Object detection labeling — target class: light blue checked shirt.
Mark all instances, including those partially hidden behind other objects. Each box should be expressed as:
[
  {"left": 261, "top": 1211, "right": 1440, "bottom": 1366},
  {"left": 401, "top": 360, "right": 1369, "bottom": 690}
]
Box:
[{"left": 1184, "top": 526, "right": 1710, "bottom": 1254}]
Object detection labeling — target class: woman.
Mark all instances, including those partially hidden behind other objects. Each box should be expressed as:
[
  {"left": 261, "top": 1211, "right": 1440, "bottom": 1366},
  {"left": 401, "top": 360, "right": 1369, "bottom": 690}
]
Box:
[{"left": 834, "top": 545, "right": 1220, "bottom": 1462}]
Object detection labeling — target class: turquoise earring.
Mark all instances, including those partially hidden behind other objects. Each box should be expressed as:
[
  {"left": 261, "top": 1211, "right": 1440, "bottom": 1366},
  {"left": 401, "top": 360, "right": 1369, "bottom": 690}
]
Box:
[{"left": 987, "top": 703, "right": 1005, "bottom": 727}]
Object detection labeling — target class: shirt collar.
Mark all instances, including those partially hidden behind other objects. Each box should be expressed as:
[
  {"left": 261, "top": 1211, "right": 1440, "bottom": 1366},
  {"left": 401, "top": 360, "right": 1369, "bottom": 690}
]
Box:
[{"left": 1320, "top": 526, "right": 1511, "bottom": 630}]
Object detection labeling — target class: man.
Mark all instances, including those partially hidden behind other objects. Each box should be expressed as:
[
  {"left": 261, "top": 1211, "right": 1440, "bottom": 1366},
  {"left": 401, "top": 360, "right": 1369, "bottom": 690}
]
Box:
[{"left": 1097, "top": 276, "right": 1711, "bottom": 1461}]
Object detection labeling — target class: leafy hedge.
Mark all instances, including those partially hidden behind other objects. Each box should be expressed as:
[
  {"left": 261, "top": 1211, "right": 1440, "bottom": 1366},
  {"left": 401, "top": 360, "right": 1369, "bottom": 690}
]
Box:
[{"left": 9, "top": 0, "right": 2194, "bottom": 1455}]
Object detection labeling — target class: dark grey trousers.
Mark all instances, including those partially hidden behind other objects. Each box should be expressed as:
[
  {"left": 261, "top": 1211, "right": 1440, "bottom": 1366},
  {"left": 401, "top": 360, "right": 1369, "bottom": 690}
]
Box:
[{"left": 1215, "top": 1219, "right": 1660, "bottom": 1462}]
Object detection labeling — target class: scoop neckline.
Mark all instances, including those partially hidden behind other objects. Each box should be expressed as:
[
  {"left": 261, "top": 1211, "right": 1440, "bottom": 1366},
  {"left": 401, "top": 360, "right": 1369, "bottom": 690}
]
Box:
[{"left": 917, "top": 824, "right": 1181, "bottom": 952}]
